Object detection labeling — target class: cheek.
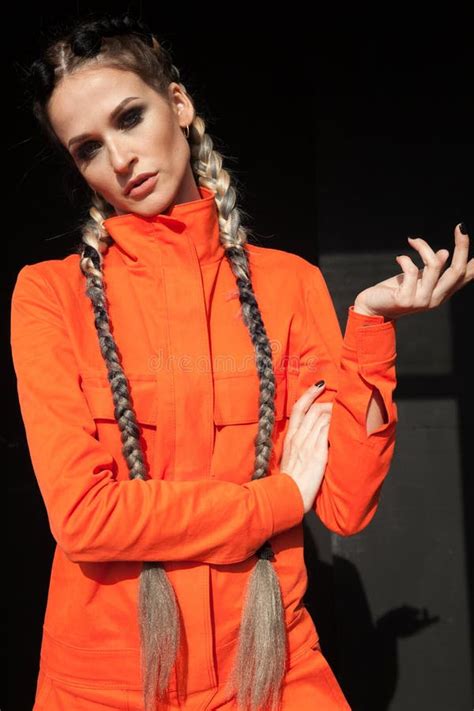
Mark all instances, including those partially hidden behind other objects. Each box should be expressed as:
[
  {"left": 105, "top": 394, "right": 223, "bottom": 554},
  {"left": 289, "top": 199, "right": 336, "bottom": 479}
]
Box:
[
  {"left": 81, "top": 165, "right": 108, "bottom": 198},
  {"left": 92, "top": 166, "right": 117, "bottom": 200},
  {"left": 148, "top": 118, "right": 190, "bottom": 169}
]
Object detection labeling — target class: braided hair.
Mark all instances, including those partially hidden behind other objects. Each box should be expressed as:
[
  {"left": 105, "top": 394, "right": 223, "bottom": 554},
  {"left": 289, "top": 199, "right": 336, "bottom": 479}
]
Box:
[{"left": 26, "top": 12, "right": 287, "bottom": 711}]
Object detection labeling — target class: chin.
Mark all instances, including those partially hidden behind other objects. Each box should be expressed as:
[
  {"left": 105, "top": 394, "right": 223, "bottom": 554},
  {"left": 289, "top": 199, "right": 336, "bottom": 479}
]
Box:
[
  {"left": 137, "top": 200, "right": 168, "bottom": 217},
  {"left": 112, "top": 195, "right": 163, "bottom": 217}
]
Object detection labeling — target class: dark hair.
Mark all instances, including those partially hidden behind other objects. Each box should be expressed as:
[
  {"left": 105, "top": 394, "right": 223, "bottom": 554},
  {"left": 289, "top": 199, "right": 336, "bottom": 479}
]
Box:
[{"left": 26, "top": 12, "right": 286, "bottom": 711}]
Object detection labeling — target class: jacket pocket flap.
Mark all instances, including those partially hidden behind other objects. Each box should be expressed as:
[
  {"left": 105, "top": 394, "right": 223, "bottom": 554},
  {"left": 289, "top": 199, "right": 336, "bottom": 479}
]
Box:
[
  {"left": 213, "top": 370, "right": 287, "bottom": 425},
  {"left": 81, "top": 376, "right": 157, "bottom": 426}
]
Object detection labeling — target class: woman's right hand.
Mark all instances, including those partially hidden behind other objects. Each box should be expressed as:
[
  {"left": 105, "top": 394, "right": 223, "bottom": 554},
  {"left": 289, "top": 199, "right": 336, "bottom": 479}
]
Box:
[{"left": 280, "top": 381, "right": 333, "bottom": 514}]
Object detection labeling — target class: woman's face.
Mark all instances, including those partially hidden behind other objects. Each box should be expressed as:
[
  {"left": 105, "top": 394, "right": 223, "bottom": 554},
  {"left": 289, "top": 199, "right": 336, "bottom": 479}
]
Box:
[{"left": 48, "top": 66, "right": 199, "bottom": 216}]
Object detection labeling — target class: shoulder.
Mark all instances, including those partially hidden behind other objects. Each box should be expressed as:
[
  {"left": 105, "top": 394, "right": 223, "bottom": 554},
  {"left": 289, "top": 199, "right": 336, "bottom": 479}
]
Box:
[
  {"left": 247, "top": 242, "right": 321, "bottom": 277},
  {"left": 12, "top": 253, "right": 82, "bottom": 296},
  {"left": 246, "top": 242, "right": 325, "bottom": 295},
  {"left": 11, "top": 255, "right": 87, "bottom": 321}
]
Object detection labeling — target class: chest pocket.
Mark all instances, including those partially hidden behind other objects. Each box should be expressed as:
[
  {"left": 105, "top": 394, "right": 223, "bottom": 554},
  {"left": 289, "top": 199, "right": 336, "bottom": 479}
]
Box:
[
  {"left": 80, "top": 375, "right": 158, "bottom": 427},
  {"left": 80, "top": 375, "right": 158, "bottom": 478},
  {"left": 213, "top": 368, "right": 288, "bottom": 426}
]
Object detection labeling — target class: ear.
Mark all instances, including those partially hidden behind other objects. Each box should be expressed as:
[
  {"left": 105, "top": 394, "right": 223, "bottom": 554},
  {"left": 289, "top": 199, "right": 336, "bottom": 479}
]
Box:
[{"left": 168, "top": 81, "right": 194, "bottom": 128}]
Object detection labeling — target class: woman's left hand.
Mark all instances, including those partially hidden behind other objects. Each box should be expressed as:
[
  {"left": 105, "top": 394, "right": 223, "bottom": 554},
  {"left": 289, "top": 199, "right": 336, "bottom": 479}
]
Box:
[{"left": 353, "top": 223, "right": 473, "bottom": 320}]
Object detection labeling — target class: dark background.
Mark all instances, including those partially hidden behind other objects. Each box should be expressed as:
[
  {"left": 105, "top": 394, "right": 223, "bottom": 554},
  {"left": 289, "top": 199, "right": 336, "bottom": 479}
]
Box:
[{"left": 6, "top": 4, "right": 473, "bottom": 710}]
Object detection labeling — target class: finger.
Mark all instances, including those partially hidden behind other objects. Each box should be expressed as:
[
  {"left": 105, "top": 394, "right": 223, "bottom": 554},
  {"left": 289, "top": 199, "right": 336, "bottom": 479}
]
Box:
[
  {"left": 464, "top": 255, "right": 474, "bottom": 283},
  {"left": 406, "top": 237, "right": 448, "bottom": 302},
  {"left": 292, "top": 404, "right": 332, "bottom": 447},
  {"left": 394, "top": 254, "right": 421, "bottom": 307},
  {"left": 286, "top": 382, "right": 326, "bottom": 440},
  {"left": 300, "top": 401, "right": 333, "bottom": 437},
  {"left": 436, "top": 248, "right": 450, "bottom": 262},
  {"left": 430, "top": 223, "right": 470, "bottom": 302},
  {"left": 436, "top": 254, "right": 474, "bottom": 302},
  {"left": 435, "top": 248, "right": 451, "bottom": 276},
  {"left": 306, "top": 412, "right": 331, "bottom": 453},
  {"left": 314, "top": 419, "right": 331, "bottom": 453}
]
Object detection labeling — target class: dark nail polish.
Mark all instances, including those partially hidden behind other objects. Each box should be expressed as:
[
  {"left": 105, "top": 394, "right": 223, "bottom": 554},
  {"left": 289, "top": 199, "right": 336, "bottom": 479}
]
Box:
[
  {"left": 314, "top": 380, "right": 325, "bottom": 388},
  {"left": 459, "top": 222, "right": 468, "bottom": 235}
]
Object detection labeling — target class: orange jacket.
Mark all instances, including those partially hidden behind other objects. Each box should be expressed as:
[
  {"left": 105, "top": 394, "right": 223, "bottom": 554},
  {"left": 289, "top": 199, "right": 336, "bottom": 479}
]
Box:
[{"left": 10, "top": 185, "right": 398, "bottom": 694}]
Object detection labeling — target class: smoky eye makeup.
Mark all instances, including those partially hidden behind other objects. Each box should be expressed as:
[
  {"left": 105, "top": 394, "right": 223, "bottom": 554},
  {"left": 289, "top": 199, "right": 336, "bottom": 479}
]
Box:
[{"left": 73, "top": 104, "right": 146, "bottom": 162}]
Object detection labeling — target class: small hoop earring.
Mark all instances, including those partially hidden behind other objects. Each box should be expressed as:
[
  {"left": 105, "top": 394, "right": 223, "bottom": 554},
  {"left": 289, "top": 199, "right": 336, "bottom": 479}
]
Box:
[{"left": 183, "top": 124, "right": 190, "bottom": 139}]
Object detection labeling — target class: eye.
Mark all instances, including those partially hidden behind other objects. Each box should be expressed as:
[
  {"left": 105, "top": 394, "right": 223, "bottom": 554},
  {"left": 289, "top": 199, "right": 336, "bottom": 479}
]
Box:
[
  {"left": 120, "top": 106, "right": 143, "bottom": 130},
  {"left": 75, "top": 106, "right": 144, "bottom": 162}
]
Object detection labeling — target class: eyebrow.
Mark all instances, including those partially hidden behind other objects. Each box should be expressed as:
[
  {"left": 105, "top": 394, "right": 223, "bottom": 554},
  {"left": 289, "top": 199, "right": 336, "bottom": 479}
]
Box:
[{"left": 67, "top": 96, "right": 140, "bottom": 148}]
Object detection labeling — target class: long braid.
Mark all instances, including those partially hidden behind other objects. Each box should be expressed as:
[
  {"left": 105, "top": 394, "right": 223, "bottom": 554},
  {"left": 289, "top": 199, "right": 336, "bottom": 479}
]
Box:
[
  {"left": 81, "top": 209, "right": 182, "bottom": 711},
  {"left": 187, "top": 112, "right": 285, "bottom": 711},
  {"left": 26, "top": 12, "right": 287, "bottom": 711}
]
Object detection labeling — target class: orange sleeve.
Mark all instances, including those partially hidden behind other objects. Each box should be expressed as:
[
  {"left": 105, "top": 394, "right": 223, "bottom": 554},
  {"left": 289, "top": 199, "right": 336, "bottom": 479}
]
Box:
[
  {"left": 288, "top": 262, "right": 398, "bottom": 536},
  {"left": 10, "top": 265, "right": 305, "bottom": 564}
]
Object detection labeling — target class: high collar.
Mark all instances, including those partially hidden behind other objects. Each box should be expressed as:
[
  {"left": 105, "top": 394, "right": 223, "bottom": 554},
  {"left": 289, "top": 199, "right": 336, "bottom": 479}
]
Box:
[{"left": 102, "top": 184, "right": 225, "bottom": 266}]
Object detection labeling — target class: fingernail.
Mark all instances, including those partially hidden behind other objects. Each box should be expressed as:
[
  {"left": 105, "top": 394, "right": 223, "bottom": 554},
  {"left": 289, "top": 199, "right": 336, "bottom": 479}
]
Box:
[
  {"left": 314, "top": 380, "right": 325, "bottom": 388},
  {"left": 459, "top": 222, "right": 468, "bottom": 235}
]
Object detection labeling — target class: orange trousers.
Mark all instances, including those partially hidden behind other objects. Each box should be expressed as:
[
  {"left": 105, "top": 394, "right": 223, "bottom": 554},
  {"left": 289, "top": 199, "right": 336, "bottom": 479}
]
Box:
[{"left": 33, "top": 640, "right": 351, "bottom": 710}]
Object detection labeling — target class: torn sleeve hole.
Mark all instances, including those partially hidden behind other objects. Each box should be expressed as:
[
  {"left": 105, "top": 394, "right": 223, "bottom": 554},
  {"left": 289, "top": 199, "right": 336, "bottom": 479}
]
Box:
[{"left": 366, "top": 386, "right": 389, "bottom": 435}]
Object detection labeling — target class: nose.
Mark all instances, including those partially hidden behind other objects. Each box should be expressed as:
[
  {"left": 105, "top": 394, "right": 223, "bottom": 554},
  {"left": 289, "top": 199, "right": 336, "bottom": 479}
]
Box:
[{"left": 107, "top": 138, "right": 137, "bottom": 176}]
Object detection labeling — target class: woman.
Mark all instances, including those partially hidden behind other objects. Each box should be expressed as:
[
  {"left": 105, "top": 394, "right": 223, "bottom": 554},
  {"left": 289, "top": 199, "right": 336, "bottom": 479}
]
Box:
[{"left": 11, "top": 13, "right": 472, "bottom": 711}]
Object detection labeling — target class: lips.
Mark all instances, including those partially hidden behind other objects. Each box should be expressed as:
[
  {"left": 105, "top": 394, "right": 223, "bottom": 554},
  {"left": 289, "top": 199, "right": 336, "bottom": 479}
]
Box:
[
  {"left": 125, "top": 171, "right": 158, "bottom": 196},
  {"left": 126, "top": 172, "right": 159, "bottom": 199}
]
